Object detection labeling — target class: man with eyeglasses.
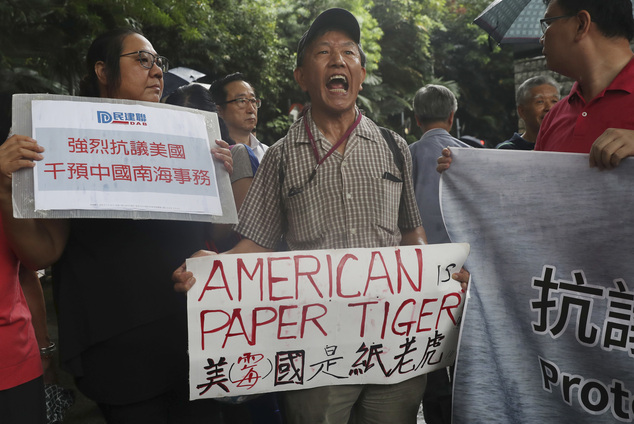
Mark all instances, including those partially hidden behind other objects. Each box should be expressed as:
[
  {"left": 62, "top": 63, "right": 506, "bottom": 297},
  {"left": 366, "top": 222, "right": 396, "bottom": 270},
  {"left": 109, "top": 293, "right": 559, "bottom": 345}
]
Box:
[
  {"left": 210, "top": 73, "right": 268, "bottom": 161},
  {"left": 535, "top": 0, "right": 634, "bottom": 168},
  {"left": 438, "top": 0, "right": 634, "bottom": 170}
]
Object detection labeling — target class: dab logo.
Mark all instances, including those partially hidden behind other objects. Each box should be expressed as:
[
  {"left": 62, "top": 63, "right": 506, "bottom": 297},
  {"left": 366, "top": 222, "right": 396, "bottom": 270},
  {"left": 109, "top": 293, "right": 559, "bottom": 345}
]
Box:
[{"left": 97, "top": 111, "right": 147, "bottom": 126}]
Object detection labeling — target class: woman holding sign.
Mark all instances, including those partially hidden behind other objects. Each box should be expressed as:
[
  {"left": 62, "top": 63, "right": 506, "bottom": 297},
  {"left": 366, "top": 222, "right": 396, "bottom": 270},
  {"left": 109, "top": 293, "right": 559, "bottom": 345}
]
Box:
[{"left": 0, "top": 28, "right": 232, "bottom": 423}]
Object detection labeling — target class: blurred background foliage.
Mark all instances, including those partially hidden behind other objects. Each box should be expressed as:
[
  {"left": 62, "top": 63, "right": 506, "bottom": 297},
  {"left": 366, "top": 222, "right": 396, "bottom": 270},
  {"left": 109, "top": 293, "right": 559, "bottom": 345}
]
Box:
[{"left": 0, "top": 0, "right": 516, "bottom": 146}]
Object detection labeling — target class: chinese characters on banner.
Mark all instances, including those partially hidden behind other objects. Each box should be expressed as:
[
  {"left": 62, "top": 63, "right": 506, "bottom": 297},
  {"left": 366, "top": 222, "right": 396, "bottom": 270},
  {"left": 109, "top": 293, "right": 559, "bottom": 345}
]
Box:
[
  {"left": 31, "top": 100, "right": 222, "bottom": 216},
  {"left": 186, "top": 244, "right": 470, "bottom": 400},
  {"left": 441, "top": 148, "right": 634, "bottom": 424}
]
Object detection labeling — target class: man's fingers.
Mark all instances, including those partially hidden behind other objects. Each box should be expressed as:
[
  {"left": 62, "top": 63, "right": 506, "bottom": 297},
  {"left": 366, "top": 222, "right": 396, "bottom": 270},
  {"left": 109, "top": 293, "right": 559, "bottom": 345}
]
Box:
[
  {"left": 215, "top": 139, "right": 230, "bottom": 149},
  {"left": 590, "top": 129, "right": 634, "bottom": 170},
  {"left": 174, "top": 276, "right": 196, "bottom": 293},
  {"left": 172, "top": 250, "right": 216, "bottom": 292},
  {"left": 172, "top": 265, "right": 195, "bottom": 293},
  {"left": 436, "top": 148, "right": 453, "bottom": 173}
]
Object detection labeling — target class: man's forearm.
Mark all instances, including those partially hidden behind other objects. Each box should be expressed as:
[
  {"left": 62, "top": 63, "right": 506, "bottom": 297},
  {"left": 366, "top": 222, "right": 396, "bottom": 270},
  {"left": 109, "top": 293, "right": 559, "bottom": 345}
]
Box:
[{"left": 400, "top": 226, "right": 427, "bottom": 245}]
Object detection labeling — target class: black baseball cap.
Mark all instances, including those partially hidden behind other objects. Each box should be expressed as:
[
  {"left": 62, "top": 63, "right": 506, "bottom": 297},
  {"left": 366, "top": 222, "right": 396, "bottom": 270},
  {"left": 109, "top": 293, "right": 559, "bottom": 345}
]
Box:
[{"left": 296, "top": 8, "right": 361, "bottom": 67}]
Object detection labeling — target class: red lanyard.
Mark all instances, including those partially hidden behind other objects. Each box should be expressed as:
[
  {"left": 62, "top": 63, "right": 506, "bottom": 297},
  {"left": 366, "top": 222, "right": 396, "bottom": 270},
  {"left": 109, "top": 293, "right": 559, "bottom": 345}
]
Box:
[{"left": 303, "top": 111, "right": 363, "bottom": 172}]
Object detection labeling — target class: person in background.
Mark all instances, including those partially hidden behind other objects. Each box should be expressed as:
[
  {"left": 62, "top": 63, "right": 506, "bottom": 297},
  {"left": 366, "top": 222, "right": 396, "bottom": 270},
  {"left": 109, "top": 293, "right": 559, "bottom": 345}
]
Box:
[
  {"left": 410, "top": 84, "right": 469, "bottom": 245},
  {"left": 0, "top": 28, "right": 232, "bottom": 424},
  {"left": 209, "top": 73, "right": 268, "bottom": 161},
  {"left": 166, "top": 83, "right": 237, "bottom": 144},
  {"left": 496, "top": 75, "right": 560, "bottom": 150},
  {"left": 438, "top": 1, "right": 634, "bottom": 172},
  {"left": 166, "top": 82, "right": 281, "bottom": 424},
  {"left": 166, "top": 83, "right": 256, "bottom": 211},
  {"left": 409, "top": 84, "right": 469, "bottom": 424}
]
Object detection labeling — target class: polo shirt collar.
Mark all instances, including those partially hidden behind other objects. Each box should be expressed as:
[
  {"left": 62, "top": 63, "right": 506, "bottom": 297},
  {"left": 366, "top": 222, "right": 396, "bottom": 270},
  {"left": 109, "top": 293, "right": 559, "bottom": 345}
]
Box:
[
  {"left": 568, "top": 57, "right": 634, "bottom": 104},
  {"left": 422, "top": 128, "right": 449, "bottom": 139}
]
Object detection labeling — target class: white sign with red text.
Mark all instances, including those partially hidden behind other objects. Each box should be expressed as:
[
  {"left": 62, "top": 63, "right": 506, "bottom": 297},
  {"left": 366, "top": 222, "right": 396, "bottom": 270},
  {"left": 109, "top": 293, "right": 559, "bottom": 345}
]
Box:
[
  {"left": 186, "top": 243, "right": 469, "bottom": 400},
  {"left": 31, "top": 100, "right": 221, "bottom": 215}
]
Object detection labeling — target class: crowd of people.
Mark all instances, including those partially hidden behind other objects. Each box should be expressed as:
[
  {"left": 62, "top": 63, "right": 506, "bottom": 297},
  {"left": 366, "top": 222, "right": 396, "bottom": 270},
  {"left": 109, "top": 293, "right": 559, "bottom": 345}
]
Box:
[{"left": 2, "top": 0, "right": 634, "bottom": 423}]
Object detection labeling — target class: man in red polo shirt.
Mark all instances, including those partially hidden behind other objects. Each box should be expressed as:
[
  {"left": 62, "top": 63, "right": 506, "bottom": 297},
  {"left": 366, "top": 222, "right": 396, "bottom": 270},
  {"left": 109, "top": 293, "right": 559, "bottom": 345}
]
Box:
[
  {"left": 437, "top": 0, "right": 634, "bottom": 172},
  {"left": 536, "top": 0, "right": 634, "bottom": 169}
]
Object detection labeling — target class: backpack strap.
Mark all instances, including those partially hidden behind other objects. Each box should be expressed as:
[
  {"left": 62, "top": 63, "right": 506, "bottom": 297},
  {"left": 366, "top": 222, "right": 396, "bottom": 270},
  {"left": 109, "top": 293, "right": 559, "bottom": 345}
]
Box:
[
  {"left": 277, "top": 139, "right": 289, "bottom": 250},
  {"left": 378, "top": 126, "right": 404, "bottom": 175}
]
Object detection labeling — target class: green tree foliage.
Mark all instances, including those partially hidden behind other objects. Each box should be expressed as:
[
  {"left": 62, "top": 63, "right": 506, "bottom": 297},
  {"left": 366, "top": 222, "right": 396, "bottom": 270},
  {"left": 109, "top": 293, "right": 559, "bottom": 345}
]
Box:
[
  {"left": 143, "top": 0, "right": 289, "bottom": 144},
  {"left": 0, "top": 0, "right": 282, "bottom": 88},
  {"left": 429, "top": 0, "right": 516, "bottom": 146},
  {"left": 362, "top": 0, "right": 445, "bottom": 133},
  {"left": 1, "top": 0, "right": 516, "bottom": 146},
  {"left": 0, "top": 0, "right": 288, "bottom": 141}
]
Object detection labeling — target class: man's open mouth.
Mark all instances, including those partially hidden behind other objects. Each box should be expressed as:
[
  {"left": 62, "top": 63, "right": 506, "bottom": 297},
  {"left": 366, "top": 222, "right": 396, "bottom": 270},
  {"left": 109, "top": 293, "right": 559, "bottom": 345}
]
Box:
[{"left": 327, "top": 75, "right": 349, "bottom": 93}]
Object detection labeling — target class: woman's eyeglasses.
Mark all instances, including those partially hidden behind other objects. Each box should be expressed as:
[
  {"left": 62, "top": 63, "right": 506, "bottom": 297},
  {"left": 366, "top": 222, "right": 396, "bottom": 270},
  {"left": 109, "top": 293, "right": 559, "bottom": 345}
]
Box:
[{"left": 120, "top": 50, "right": 169, "bottom": 73}]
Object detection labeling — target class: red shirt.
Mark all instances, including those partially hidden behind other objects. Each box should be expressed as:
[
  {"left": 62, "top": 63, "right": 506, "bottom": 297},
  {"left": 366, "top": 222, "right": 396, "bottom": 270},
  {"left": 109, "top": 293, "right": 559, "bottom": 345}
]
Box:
[
  {"left": 0, "top": 216, "right": 42, "bottom": 390},
  {"left": 536, "top": 58, "right": 634, "bottom": 153}
]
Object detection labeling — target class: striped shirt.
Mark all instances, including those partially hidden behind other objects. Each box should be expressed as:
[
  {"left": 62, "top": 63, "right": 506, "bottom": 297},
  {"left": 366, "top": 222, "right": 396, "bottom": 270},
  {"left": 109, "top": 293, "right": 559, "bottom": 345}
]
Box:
[{"left": 235, "top": 108, "right": 422, "bottom": 250}]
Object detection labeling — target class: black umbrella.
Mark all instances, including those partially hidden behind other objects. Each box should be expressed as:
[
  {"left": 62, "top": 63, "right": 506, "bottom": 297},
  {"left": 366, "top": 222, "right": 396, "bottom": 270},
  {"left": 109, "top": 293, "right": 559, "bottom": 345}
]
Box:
[
  {"left": 474, "top": 0, "right": 544, "bottom": 45},
  {"left": 162, "top": 67, "right": 206, "bottom": 98}
]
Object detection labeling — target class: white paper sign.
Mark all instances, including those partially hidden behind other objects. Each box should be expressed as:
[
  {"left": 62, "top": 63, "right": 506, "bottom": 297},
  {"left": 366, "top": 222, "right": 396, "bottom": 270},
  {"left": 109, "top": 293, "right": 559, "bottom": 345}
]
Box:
[
  {"left": 186, "top": 244, "right": 470, "bottom": 400},
  {"left": 31, "top": 100, "right": 221, "bottom": 215}
]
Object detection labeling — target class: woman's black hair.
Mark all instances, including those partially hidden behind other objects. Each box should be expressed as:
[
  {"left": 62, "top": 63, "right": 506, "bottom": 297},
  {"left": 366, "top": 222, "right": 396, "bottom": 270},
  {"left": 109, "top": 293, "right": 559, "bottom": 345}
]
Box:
[
  {"left": 166, "top": 83, "right": 217, "bottom": 112},
  {"left": 79, "top": 28, "right": 142, "bottom": 98},
  {"left": 165, "top": 84, "right": 236, "bottom": 145}
]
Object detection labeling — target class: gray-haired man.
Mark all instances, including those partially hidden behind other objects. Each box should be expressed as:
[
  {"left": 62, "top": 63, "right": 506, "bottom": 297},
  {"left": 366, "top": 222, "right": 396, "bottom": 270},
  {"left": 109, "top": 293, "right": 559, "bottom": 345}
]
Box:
[
  {"left": 409, "top": 84, "right": 469, "bottom": 245},
  {"left": 496, "top": 75, "right": 560, "bottom": 150},
  {"left": 409, "top": 85, "right": 468, "bottom": 424}
]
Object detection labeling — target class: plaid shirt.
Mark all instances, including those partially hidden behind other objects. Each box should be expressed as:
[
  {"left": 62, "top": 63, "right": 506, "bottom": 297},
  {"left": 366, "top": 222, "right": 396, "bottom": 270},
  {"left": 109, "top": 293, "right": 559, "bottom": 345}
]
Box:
[{"left": 235, "top": 109, "right": 422, "bottom": 250}]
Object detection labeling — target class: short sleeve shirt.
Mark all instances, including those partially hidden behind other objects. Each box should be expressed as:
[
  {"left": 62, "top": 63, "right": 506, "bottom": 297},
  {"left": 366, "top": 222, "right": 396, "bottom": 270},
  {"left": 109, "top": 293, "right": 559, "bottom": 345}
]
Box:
[
  {"left": 0, "top": 216, "right": 42, "bottom": 390},
  {"left": 235, "top": 109, "right": 422, "bottom": 251},
  {"left": 536, "top": 58, "right": 634, "bottom": 153},
  {"left": 229, "top": 143, "right": 257, "bottom": 184}
]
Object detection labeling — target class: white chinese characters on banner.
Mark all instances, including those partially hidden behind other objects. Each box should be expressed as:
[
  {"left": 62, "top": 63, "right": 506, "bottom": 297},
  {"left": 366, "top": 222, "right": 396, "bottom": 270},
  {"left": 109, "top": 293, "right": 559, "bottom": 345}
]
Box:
[
  {"left": 186, "top": 244, "right": 469, "bottom": 400},
  {"left": 32, "top": 100, "right": 221, "bottom": 215},
  {"left": 441, "top": 148, "right": 634, "bottom": 424}
]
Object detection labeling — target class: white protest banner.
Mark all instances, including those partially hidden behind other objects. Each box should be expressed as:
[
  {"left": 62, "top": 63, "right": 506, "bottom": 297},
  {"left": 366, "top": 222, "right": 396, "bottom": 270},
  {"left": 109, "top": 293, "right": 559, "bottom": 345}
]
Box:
[
  {"left": 11, "top": 94, "right": 237, "bottom": 223},
  {"left": 441, "top": 148, "right": 634, "bottom": 423},
  {"left": 186, "top": 244, "right": 469, "bottom": 400},
  {"left": 32, "top": 99, "right": 220, "bottom": 214}
]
